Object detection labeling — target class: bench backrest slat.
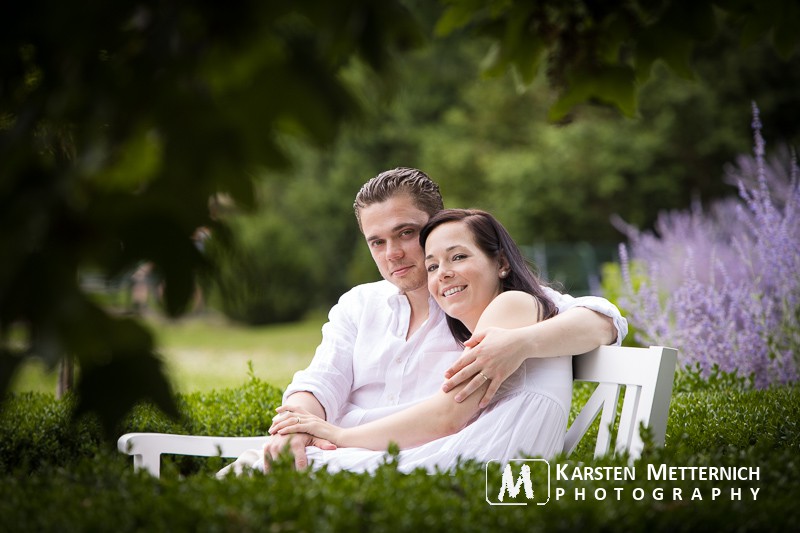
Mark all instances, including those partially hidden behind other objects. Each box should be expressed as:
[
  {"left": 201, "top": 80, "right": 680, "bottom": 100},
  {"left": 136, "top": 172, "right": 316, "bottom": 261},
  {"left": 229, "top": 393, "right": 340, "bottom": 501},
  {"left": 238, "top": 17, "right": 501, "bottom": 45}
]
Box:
[{"left": 564, "top": 345, "right": 678, "bottom": 461}]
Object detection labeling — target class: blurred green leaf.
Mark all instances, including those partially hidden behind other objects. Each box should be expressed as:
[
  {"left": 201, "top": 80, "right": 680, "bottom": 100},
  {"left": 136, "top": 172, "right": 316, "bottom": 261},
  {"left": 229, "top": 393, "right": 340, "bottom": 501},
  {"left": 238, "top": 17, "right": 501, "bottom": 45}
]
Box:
[
  {"left": 434, "top": 0, "right": 483, "bottom": 36},
  {"left": 549, "top": 65, "right": 637, "bottom": 121},
  {"left": 441, "top": 0, "right": 794, "bottom": 118},
  {"left": 0, "top": 0, "right": 423, "bottom": 430},
  {"left": 75, "top": 350, "right": 178, "bottom": 436},
  {"left": 771, "top": 0, "right": 800, "bottom": 59},
  {"left": 0, "top": 349, "right": 25, "bottom": 400}
]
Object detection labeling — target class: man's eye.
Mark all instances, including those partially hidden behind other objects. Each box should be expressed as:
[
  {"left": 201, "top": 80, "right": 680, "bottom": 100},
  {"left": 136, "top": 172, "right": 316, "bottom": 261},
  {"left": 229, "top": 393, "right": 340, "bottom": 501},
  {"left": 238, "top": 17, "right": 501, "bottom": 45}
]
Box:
[
  {"left": 400, "top": 229, "right": 415, "bottom": 237},
  {"left": 370, "top": 240, "right": 384, "bottom": 248}
]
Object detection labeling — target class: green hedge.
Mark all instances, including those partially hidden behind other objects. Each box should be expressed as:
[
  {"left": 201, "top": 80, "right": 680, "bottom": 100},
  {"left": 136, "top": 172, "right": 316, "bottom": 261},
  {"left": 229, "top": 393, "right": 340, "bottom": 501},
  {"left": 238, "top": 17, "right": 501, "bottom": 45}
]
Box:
[{"left": 2, "top": 376, "right": 799, "bottom": 532}]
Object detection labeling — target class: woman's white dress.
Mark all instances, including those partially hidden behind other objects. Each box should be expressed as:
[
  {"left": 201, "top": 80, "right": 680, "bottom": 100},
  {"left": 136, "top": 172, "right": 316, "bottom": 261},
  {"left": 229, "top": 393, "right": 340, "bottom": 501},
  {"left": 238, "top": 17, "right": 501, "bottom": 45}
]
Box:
[{"left": 252, "top": 355, "right": 572, "bottom": 475}]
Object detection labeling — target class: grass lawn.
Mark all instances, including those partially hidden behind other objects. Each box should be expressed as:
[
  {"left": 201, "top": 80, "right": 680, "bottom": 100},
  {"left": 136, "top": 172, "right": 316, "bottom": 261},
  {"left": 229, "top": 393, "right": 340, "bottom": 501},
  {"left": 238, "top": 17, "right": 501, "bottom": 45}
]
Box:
[{"left": 10, "top": 311, "right": 326, "bottom": 395}]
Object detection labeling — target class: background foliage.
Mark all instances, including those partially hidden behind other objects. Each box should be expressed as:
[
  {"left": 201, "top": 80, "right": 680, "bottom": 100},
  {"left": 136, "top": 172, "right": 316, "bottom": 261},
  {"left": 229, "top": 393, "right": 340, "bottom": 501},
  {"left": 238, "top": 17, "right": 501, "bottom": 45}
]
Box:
[
  {"left": 2, "top": 0, "right": 799, "bottom": 428},
  {"left": 210, "top": 13, "right": 800, "bottom": 317}
]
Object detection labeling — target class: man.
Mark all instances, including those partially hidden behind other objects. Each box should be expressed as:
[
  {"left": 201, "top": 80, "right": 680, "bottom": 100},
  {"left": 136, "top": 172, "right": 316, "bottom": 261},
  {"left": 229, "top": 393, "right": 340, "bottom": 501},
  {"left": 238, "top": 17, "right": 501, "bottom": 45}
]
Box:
[{"left": 266, "top": 167, "right": 626, "bottom": 469}]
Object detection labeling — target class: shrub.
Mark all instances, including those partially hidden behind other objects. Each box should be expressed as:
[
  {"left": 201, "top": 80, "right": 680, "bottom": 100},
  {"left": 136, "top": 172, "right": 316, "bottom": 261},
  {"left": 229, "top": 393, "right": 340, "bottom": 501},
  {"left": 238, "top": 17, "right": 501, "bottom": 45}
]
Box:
[
  {"left": 615, "top": 104, "right": 800, "bottom": 387},
  {"left": 0, "top": 392, "right": 102, "bottom": 474},
  {"left": 0, "top": 371, "right": 284, "bottom": 476},
  {"left": 125, "top": 366, "right": 284, "bottom": 438},
  {"left": 205, "top": 211, "right": 324, "bottom": 325},
  {"left": 1, "top": 382, "right": 799, "bottom": 531}
]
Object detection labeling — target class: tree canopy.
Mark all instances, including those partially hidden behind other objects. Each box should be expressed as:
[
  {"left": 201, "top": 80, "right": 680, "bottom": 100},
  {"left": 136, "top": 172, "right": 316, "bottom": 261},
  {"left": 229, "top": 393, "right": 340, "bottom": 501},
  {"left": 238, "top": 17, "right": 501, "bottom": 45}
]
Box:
[
  {"left": 436, "top": 0, "right": 800, "bottom": 120},
  {"left": 1, "top": 0, "right": 797, "bottom": 431}
]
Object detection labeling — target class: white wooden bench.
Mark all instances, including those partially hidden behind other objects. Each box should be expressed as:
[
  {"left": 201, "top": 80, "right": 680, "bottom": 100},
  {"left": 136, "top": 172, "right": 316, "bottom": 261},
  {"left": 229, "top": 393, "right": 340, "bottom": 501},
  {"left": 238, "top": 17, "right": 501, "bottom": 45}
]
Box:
[
  {"left": 564, "top": 345, "right": 677, "bottom": 459},
  {"left": 118, "top": 345, "right": 678, "bottom": 477}
]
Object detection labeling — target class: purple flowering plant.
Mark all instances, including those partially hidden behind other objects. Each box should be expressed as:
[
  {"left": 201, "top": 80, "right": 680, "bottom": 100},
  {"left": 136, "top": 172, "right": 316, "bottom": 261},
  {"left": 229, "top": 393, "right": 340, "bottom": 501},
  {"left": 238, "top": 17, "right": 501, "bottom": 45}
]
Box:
[{"left": 616, "top": 104, "right": 799, "bottom": 388}]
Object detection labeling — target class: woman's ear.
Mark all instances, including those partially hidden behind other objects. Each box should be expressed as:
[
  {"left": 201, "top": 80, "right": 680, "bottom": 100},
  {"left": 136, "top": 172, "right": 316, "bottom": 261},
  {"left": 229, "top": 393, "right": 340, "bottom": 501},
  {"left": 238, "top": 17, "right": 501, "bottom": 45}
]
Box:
[{"left": 498, "top": 254, "right": 511, "bottom": 278}]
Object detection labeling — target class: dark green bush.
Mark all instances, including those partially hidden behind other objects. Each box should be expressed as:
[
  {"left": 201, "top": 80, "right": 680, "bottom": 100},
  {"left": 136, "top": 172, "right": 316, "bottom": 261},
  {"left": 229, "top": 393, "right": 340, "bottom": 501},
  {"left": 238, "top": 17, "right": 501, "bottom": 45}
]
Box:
[
  {"left": 667, "top": 385, "right": 800, "bottom": 452},
  {"left": 0, "top": 372, "right": 283, "bottom": 476},
  {"left": 2, "top": 381, "right": 799, "bottom": 531},
  {"left": 0, "top": 392, "right": 102, "bottom": 474},
  {"left": 124, "top": 369, "right": 284, "bottom": 437},
  {"left": 122, "top": 370, "right": 285, "bottom": 476}
]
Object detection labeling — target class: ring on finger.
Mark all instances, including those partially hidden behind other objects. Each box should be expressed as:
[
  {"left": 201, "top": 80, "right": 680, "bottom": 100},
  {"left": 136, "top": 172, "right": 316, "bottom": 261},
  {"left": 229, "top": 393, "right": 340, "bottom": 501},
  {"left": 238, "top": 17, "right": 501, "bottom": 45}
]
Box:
[
  {"left": 479, "top": 372, "right": 489, "bottom": 381},
  {"left": 296, "top": 416, "right": 301, "bottom": 424}
]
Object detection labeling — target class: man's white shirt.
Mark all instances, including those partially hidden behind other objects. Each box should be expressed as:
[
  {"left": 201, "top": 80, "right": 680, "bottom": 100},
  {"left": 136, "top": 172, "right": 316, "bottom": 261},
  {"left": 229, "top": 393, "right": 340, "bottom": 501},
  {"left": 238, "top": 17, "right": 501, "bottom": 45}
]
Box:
[{"left": 283, "top": 280, "right": 627, "bottom": 427}]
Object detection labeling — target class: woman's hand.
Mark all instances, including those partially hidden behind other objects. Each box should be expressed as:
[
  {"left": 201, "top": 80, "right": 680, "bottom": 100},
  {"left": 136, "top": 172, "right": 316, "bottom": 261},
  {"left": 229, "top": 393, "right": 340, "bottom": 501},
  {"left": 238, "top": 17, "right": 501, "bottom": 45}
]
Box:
[
  {"left": 442, "top": 327, "right": 528, "bottom": 408},
  {"left": 270, "top": 405, "right": 344, "bottom": 445}
]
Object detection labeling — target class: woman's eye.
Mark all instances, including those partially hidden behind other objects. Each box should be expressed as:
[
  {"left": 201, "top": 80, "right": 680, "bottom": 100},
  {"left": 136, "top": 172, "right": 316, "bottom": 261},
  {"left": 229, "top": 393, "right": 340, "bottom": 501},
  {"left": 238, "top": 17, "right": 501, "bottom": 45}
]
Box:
[
  {"left": 426, "top": 264, "right": 438, "bottom": 273},
  {"left": 453, "top": 253, "right": 467, "bottom": 261}
]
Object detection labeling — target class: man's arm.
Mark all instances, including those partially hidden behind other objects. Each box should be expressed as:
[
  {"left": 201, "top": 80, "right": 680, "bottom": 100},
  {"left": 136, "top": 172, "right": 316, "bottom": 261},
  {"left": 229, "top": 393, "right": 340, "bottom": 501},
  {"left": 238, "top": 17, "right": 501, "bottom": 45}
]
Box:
[
  {"left": 265, "top": 288, "right": 361, "bottom": 468},
  {"left": 281, "top": 293, "right": 359, "bottom": 424},
  {"left": 278, "top": 391, "right": 327, "bottom": 419},
  {"left": 443, "top": 291, "right": 626, "bottom": 408}
]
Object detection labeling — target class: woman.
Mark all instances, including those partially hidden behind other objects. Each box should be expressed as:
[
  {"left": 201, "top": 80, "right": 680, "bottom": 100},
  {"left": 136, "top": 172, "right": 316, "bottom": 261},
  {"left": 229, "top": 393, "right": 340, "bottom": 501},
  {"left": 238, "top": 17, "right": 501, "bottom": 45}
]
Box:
[{"left": 230, "top": 209, "right": 572, "bottom": 475}]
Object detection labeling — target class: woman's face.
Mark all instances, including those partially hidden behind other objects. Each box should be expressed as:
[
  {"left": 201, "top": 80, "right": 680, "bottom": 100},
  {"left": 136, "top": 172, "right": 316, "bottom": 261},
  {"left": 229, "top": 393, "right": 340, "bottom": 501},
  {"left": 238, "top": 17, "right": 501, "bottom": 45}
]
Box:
[{"left": 424, "top": 220, "right": 505, "bottom": 332}]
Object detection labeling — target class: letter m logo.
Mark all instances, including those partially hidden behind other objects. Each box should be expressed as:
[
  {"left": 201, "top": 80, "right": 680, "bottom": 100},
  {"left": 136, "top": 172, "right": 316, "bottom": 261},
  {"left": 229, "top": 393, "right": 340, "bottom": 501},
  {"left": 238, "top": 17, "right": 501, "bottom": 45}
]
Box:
[
  {"left": 485, "top": 459, "right": 550, "bottom": 506},
  {"left": 498, "top": 463, "right": 533, "bottom": 501}
]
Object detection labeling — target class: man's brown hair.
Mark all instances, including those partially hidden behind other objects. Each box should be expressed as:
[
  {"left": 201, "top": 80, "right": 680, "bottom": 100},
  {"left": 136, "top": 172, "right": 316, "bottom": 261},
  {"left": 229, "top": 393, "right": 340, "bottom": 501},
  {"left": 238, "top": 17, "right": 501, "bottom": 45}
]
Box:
[{"left": 353, "top": 167, "right": 444, "bottom": 232}]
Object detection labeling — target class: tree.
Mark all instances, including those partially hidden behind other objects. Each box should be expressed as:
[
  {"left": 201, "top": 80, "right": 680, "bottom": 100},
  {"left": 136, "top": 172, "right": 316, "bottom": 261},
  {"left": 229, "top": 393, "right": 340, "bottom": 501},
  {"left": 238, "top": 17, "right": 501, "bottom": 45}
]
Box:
[
  {"left": 435, "top": 0, "right": 800, "bottom": 120},
  {"left": 226, "top": 1, "right": 800, "bottom": 312},
  {"left": 0, "top": 0, "right": 421, "bottom": 432}
]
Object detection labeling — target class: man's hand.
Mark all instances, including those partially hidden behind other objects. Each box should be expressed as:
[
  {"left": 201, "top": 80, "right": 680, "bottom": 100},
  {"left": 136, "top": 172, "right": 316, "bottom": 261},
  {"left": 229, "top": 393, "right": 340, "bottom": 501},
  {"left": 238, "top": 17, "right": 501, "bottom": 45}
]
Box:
[
  {"left": 262, "top": 432, "right": 336, "bottom": 471},
  {"left": 442, "top": 327, "right": 527, "bottom": 408},
  {"left": 264, "top": 392, "right": 331, "bottom": 469}
]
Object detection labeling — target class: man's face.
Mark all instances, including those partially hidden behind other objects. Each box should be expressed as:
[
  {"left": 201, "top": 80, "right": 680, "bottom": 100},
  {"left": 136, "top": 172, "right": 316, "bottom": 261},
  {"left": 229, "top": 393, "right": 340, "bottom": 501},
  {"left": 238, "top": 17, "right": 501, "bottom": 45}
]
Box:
[{"left": 359, "top": 194, "right": 431, "bottom": 294}]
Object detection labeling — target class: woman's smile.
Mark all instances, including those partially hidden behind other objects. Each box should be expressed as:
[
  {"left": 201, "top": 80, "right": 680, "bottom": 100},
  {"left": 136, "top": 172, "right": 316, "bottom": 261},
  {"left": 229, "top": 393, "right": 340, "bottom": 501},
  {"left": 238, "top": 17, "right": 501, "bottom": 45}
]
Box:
[
  {"left": 442, "top": 285, "right": 466, "bottom": 297},
  {"left": 424, "top": 220, "right": 505, "bottom": 331}
]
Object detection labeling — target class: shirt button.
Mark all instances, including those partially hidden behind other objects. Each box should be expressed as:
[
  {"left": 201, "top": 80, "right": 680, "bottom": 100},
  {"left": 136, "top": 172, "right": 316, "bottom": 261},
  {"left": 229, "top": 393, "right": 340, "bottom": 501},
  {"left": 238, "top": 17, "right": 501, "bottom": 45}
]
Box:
[{"left": 395, "top": 357, "right": 402, "bottom": 364}]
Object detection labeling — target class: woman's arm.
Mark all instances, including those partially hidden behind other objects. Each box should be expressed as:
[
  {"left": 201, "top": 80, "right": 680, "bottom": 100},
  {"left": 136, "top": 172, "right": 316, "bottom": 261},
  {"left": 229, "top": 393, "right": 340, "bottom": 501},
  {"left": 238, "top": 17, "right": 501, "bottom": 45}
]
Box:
[
  {"left": 275, "top": 379, "right": 486, "bottom": 450},
  {"left": 443, "top": 304, "right": 619, "bottom": 408},
  {"left": 274, "top": 291, "right": 543, "bottom": 451}
]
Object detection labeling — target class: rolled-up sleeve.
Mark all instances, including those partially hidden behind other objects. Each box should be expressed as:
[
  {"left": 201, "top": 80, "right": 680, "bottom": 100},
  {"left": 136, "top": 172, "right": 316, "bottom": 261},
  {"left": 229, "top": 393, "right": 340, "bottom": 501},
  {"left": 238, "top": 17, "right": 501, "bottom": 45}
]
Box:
[
  {"left": 545, "top": 289, "right": 628, "bottom": 346},
  {"left": 283, "top": 291, "right": 359, "bottom": 423}
]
